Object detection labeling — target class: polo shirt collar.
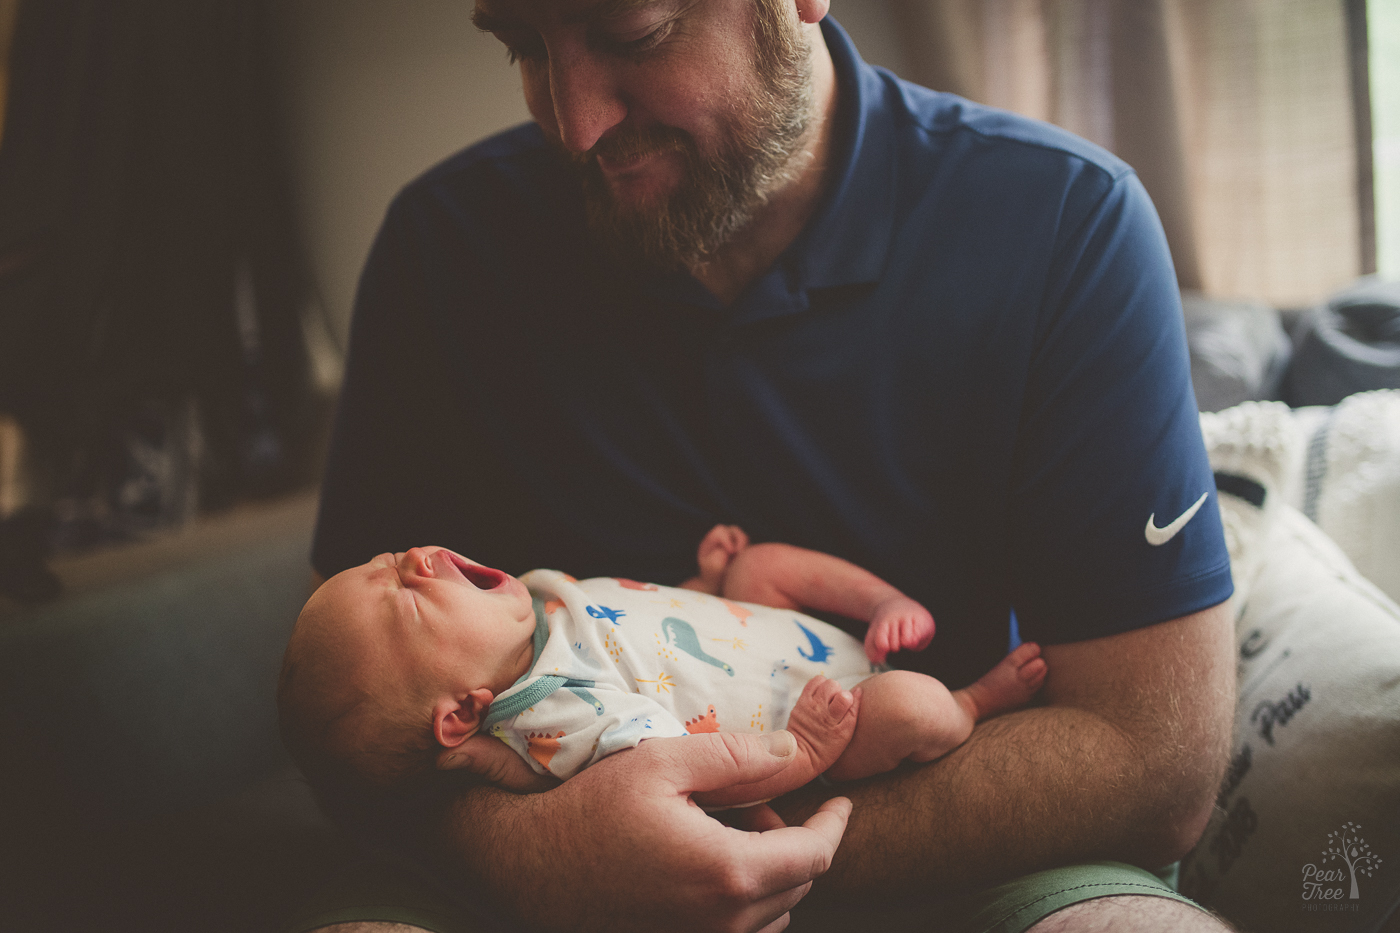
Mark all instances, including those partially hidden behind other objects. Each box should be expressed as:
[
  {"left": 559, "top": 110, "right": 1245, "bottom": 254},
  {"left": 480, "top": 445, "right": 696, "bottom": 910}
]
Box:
[
  {"left": 792, "top": 17, "right": 897, "bottom": 290},
  {"left": 720, "top": 17, "right": 896, "bottom": 324}
]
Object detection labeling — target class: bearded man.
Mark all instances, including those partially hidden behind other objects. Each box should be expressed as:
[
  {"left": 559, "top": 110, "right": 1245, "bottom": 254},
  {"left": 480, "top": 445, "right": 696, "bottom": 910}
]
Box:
[{"left": 304, "top": 1, "right": 1238, "bottom": 931}]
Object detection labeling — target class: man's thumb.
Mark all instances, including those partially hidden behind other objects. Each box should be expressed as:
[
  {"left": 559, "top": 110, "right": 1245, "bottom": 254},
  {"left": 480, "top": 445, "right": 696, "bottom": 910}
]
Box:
[
  {"left": 647, "top": 729, "right": 798, "bottom": 799},
  {"left": 758, "top": 730, "right": 797, "bottom": 758}
]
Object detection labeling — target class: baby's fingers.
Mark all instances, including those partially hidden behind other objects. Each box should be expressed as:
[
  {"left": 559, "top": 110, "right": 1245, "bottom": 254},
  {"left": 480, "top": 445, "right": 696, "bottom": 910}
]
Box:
[{"left": 863, "top": 626, "right": 890, "bottom": 665}]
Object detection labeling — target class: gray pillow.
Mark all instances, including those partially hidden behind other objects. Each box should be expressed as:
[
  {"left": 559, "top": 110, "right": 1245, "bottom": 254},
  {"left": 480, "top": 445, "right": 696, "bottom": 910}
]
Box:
[
  {"left": 1284, "top": 276, "right": 1400, "bottom": 408},
  {"left": 1183, "top": 292, "right": 1291, "bottom": 413}
]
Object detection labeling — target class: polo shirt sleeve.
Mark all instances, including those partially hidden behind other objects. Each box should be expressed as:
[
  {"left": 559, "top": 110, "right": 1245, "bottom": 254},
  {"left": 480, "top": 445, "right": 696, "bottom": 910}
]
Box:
[{"left": 1005, "top": 169, "right": 1233, "bottom": 645}]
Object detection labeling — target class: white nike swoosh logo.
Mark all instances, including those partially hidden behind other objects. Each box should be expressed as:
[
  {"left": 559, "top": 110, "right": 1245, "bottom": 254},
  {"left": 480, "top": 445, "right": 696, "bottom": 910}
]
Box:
[{"left": 1145, "top": 491, "right": 1209, "bottom": 546}]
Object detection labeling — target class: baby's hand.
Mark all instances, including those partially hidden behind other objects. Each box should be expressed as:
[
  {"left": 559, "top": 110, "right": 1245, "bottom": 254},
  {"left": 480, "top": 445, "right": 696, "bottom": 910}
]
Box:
[
  {"left": 682, "top": 524, "right": 751, "bottom": 594},
  {"left": 785, "top": 675, "right": 861, "bottom": 774},
  {"left": 864, "top": 596, "right": 935, "bottom": 664}
]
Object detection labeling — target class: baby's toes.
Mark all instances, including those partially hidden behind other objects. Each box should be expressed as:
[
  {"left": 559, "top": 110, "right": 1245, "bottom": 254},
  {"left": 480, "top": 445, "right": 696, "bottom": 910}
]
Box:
[
  {"left": 1019, "top": 657, "right": 1048, "bottom": 688},
  {"left": 1007, "top": 641, "right": 1042, "bottom": 665}
]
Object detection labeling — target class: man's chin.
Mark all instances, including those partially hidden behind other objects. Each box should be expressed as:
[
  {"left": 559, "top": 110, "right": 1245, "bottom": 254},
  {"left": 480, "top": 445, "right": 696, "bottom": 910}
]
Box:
[
  {"left": 602, "top": 188, "right": 672, "bottom": 220},
  {"left": 600, "top": 166, "right": 685, "bottom": 212}
]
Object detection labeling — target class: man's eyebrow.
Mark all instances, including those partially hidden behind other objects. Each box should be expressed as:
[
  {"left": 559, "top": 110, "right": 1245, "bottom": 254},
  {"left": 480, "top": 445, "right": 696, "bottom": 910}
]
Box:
[
  {"left": 471, "top": 7, "right": 512, "bottom": 33},
  {"left": 590, "top": 0, "right": 662, "bottom": 21}
]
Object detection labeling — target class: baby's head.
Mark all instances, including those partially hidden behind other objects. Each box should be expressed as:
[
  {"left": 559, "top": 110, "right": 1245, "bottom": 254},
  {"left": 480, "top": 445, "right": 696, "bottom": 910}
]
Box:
[{"left": 278, "top": 547, "right": 537, "bottom": 799}]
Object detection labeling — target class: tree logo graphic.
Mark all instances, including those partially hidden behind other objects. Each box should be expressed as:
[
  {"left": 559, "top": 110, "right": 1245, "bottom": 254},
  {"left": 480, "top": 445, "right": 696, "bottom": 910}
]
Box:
[{"left": 1309, "top": 822, "right": 1383, "bottom": 900}]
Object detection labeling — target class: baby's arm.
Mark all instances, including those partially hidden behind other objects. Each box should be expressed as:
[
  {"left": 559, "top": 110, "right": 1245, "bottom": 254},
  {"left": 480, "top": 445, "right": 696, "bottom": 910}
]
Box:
[
  {"left": 454, "top": 684, "right": 857, "bottom": 804},
  {"left": 697, "top": 525, "right": 934, "bottom": 664}
]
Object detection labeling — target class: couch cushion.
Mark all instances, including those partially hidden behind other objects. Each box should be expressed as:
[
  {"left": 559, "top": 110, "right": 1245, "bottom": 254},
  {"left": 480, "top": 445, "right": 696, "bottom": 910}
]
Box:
[
  {"left": 1180, "top": 505, "right": 1400, "bottom": 932},
  {"left": 0, "top": 492, "right": 318, "bottom": 818},
  {"left": 1282, "top": 389, "right": 1400, "bottom": 605}
]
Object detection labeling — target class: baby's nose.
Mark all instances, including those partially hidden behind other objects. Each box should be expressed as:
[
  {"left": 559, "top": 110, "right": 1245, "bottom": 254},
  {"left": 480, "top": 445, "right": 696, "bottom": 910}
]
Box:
[{"left": 398, "top": 548, "right": 435, "bottom": 578}]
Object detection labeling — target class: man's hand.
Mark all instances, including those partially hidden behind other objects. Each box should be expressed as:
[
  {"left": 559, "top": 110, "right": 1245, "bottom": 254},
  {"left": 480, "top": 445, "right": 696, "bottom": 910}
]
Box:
[
  {"left": 447, "top": 731, "right": 852, "bottom": 933},
  {"left": 438, "top": 733, "right": 561, "bottom": 793},
  {"left": 864, "top": 595, "right": 936, "bottom": 664}
]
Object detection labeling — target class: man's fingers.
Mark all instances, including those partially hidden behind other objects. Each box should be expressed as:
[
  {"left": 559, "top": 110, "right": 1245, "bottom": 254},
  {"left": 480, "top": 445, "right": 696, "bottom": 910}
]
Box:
[
  {"left": 733, "top": 801, "right": 855, "bottom": 933},
  {"left": 754, "top": 913, "right": 794, "bottom": 933},
  {"left": 741, "top": 887, "right": 808, "bottom": 933},
  {"left": 799, "top": 794, "right": 853, "bottom": 850},
  {"left": 734, "top": 802, "right": 787, "bottom": 832},
  {"left": 741, "top": 796, "right": 851, "bottom": 883},
  {"left": 737, "top": 884, "right": 810, "bottom": 933}
]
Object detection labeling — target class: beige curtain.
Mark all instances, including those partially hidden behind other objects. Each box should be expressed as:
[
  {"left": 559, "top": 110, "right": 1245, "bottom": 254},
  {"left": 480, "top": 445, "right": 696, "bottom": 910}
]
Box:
[
  {"left": 887, "top": 0, "right": 1364, "bottom": 308},
  {"left": 0, "top": 0, "right": 21, "bottom": 150}
]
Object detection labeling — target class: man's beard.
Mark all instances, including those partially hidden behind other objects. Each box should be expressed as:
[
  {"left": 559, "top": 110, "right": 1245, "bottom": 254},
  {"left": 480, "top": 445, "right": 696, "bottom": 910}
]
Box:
[{"left": 569, "top": 2, "right": 814, "bottom": 271}]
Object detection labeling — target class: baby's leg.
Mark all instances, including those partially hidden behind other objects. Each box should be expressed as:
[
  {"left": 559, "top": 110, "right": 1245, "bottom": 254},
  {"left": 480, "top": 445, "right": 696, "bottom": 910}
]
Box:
[{"left": 825, "top": 642, "right": 1046, "bottom": 781}]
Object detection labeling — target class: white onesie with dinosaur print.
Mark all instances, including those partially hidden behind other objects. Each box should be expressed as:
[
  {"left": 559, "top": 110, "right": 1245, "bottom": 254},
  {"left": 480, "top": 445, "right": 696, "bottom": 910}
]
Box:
[{"left": 483, "top": 570, "right": 880, "bottom": 780}]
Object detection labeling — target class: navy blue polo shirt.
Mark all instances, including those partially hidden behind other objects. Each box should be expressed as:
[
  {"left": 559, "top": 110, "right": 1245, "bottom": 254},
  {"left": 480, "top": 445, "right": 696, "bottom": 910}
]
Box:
[{"left": 313, "top": 19, "right": 1232, "bottom": 689}]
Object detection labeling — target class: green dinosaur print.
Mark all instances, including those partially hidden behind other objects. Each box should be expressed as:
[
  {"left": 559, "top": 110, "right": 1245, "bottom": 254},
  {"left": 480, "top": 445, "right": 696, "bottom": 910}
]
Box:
[{"left": 662, "top": 617, "right": 735, "bottom": 676}]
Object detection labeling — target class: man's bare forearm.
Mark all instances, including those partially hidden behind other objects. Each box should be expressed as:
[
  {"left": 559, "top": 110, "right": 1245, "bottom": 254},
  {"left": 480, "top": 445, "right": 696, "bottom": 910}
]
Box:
[
  {"left": 779, "top": 704, "right": 1206, "bottom": 895},
  {"left": 775, "top": 604, "right": 1236, "bottom": 897}
]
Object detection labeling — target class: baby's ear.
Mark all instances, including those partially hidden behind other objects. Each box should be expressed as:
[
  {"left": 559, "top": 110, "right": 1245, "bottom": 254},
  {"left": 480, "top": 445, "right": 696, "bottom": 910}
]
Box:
[{"left": 432, "top": 688, "right": 495, "bottom": 749}]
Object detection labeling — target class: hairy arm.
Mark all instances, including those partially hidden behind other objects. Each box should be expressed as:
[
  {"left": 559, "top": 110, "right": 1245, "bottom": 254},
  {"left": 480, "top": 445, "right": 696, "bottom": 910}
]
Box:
[{"left": 775, "top": 602, "right": 1235, "bottom": 896}]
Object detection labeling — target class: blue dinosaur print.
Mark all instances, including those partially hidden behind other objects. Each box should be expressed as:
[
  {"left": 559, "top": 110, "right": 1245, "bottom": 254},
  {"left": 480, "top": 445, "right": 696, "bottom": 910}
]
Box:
[
  {"left": 795, "top": 621, "right": 834, "bottom": 663},
  {"left": 587, "top": 604, "right": 626, "bottom": 624},
  {"left": 661, "top": 617, "right": 735, "bottom": 676},
  {"left": 570, "top": 642, "right": 603, "bottom": 670}
]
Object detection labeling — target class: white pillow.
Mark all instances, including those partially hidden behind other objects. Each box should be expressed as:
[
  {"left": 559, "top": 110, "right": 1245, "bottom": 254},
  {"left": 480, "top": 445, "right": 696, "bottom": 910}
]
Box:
[
  {"left": 1199, "top": 401, "right": 1294, "bottom": 615},
  {"left": 1281, "top": 390, "right": 1400, "bottom": 605},
  {"left": 1179, "top": 503, "right": 1400, "bottom": 933}
]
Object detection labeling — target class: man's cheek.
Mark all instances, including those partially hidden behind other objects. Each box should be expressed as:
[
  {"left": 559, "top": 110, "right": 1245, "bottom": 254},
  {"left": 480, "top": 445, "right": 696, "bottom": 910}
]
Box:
[{"left": 520, "top": 68, "right": 557, "bottom": 138}]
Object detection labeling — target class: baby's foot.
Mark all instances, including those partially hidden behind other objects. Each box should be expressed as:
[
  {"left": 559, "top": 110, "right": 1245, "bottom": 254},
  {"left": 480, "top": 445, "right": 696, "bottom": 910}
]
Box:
[
  {"left": 785, "top": 674, "right": 861, "bottom": 773},
  {"left": 865, "top": 595, "right": 936, "bottom": 664},
  {"left": 960, "top": 642, "right": 1047, "bottom": 721}
]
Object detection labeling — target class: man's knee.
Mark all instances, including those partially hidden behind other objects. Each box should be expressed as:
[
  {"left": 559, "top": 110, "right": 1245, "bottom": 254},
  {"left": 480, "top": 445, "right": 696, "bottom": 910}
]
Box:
[{"left": 1026, "top": 894, "right": 1231, "bottom": 933}]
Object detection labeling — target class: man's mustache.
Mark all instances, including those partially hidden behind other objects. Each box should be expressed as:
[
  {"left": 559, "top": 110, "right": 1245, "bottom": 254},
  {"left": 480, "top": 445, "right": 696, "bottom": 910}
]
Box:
[{"left": 569, "top": 125, "right": 693, "bottom": 168}]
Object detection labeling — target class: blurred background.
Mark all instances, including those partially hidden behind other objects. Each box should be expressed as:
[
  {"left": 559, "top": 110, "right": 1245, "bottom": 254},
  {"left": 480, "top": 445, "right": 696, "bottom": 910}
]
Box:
[{"left": 0, "top": 0, "right": 1395, "bottom": 589}]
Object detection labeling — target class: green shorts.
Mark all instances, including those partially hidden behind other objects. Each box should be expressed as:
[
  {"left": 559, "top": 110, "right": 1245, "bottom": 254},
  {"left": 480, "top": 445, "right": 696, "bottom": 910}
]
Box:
[
  {"left": 788, "top": 861, "right": 1205, "bottom": 932},
  {"left": 283, "top": 859, "right": 1208, "bottom": 933}
]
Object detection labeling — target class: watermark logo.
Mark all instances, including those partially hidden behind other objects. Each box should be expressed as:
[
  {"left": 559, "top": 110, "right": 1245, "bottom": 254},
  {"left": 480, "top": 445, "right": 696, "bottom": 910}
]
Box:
[{"left": 1302, "top": 821, "right": 1383, "bottom": 909}]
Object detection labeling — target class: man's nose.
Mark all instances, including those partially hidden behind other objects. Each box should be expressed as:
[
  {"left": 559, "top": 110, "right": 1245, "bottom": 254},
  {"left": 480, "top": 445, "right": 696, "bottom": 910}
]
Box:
[{"left": 545, "top": 46, "right": 626, "bottom": 154}]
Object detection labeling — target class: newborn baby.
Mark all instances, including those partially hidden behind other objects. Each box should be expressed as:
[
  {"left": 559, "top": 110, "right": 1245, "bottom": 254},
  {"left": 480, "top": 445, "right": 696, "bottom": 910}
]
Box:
[{"left": 279, "top": 527, "right": 1046, "bottom": 805}]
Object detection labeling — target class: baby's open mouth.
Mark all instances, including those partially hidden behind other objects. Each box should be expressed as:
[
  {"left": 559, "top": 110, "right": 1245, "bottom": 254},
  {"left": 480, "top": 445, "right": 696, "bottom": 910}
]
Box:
[{"left": 447, "top": 552, "right": 506, "bottom": 590}]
